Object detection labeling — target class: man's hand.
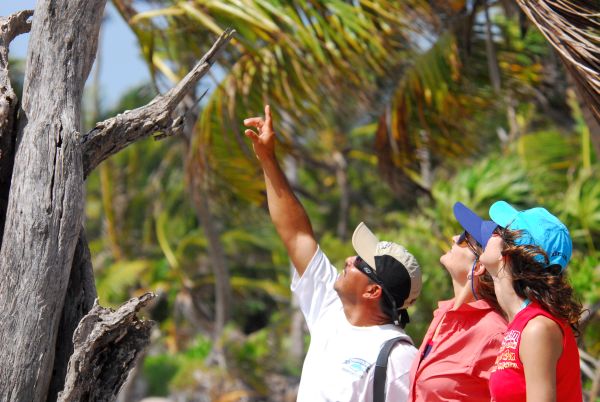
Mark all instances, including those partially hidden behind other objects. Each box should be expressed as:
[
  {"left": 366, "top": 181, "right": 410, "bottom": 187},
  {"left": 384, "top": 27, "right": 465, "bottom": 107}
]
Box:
[
  {"left": 242, "top": 104, "right": 316, "bottom": 275},
  {"left": 244, "top": 105, "right": 276, "bottom": 162}
]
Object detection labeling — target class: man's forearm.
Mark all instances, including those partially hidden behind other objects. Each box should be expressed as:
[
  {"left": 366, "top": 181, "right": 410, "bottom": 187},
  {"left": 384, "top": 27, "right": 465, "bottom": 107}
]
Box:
[{"left": 260, "top": 155, "right": 317, "bottom": 275}]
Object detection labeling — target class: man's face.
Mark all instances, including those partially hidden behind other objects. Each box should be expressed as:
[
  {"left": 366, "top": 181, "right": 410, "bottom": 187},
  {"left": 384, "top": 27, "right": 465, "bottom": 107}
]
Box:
[{"left": 334, "top": 255, "right": 371, "bottom": 303}]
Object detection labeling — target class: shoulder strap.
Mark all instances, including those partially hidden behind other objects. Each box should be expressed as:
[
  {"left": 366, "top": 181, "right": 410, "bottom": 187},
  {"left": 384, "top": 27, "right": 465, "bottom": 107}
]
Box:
[{"left": 373, "top": 336, "right": 411, "bottom": 402}]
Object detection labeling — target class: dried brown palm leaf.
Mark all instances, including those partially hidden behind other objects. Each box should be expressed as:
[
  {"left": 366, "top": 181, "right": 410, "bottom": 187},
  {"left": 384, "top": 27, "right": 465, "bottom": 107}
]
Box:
[{"left": 515, "top": 0, "right": 600, "bottom": 125}]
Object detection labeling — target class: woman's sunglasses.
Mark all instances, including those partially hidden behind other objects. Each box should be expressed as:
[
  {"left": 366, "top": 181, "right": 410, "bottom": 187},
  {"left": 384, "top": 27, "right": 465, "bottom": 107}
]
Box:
[{"left": 457, "top": 231, "right": 481, "bottom": 258}]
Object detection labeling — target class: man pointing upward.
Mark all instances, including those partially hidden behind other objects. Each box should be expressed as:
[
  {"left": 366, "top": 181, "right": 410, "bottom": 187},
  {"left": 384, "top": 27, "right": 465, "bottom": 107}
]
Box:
[{"left": 244, "top": 106, "right": 422, "bottom": 401}]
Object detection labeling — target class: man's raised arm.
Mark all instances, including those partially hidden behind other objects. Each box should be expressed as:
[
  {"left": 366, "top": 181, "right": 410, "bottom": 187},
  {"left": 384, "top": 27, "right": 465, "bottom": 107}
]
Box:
[{"left": 244, "top": 105, "right": 317, "bottom": 276}]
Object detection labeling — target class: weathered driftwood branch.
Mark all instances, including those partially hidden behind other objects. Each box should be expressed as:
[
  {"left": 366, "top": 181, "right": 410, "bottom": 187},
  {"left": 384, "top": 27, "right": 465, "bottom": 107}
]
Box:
[
  {"left": 0, "top": 10, "right": 32, "bottom": 98},
  {"left": 0, "top": 10, "right": 33, "bottom": 236},
  {"left": 0, "top": 10, "right": 32, "bottom": 51},
  {"left": 0, "top": 10, "right": 32, "bottom": 117},
  {"left": 57, "top": 293, "right": 156, "bottom": 402},
  {"left": 81, "top": 28, "right": 235, "bottom": 177}
]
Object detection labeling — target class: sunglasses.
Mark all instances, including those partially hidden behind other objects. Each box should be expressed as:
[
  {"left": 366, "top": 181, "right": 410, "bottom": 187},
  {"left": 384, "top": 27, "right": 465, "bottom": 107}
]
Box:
[
  {"left": 353, "top": 256, "right": 401, "bottom": 326},
  {"left": 456, "top": 231, "right": 481, "bottom": 258}
]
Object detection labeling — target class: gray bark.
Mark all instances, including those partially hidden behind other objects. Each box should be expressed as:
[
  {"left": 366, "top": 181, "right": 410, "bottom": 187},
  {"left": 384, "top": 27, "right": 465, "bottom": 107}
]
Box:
[
  {"left": 0, "top": 10, "right": 31, "bottom": 167},
  {"left": 0, "top": 1, "right": 106, "bottom": 400},
  {"left": 57, "top": 293, "right": 155, "bottom": 402},
  {"left": 47, "top": 228, "right": 98, "bottom": 402},
  {"left": 0, "top": 1, "right": 234, "bottom": 399},
  {"left": 0, "top": 10, "right": 32, "bottom": 241}
]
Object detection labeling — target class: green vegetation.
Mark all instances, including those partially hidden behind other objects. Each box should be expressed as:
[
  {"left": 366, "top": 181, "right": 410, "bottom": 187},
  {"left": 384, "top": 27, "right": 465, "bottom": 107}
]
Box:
[{"left": 85, "top": 0, "right": 600, "bottom": 400}]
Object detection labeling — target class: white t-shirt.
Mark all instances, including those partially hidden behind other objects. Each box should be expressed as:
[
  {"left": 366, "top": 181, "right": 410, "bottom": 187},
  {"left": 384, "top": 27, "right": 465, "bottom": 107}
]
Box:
[{"left": 291, "top": 247, "right": 417, "bottom": 402}]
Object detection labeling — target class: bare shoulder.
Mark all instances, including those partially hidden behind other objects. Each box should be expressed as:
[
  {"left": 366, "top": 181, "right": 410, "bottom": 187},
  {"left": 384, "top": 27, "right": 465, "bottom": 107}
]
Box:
[
  {"left": 520, "top": 316, "right": 562, "bottom": 399},
  {"left": 520, "top": 315, "right": 563, "bottom": 364},
  {"left": 523, "top": 315, "right": 563, "bottom": 342}
]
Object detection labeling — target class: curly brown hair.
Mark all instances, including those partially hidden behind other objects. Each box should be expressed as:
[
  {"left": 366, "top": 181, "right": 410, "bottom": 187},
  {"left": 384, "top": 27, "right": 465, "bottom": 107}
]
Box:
[{"left": 499, "top": 228, "right": 583, "bottom": 335}]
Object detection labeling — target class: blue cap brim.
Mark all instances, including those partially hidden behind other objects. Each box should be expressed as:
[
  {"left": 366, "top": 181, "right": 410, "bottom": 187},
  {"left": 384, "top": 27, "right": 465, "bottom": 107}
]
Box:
[
  {"left": 480, "top": 221, "right": 498, "bottom": 248},
  {"left": 453, "top": 202, "right": 497, "bottom": 248},
  {"left": 489, "top": 200, "right": 519, "bottom": 228}
]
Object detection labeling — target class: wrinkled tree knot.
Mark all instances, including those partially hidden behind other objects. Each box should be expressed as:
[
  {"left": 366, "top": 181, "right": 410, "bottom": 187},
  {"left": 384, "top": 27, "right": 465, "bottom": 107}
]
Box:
[{"left": 57, "top": 293, "right": 156, "bottom": 402}]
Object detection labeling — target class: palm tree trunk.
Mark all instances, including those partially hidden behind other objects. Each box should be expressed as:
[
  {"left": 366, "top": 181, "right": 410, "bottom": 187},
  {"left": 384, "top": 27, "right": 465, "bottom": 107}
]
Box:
[
  {"left": 284, "top": 156, "right": 306, "bottom": 364},
  {"left": 573, "top": 84, "right": 600, "bottom": 159},
  {"left": 484, "top": 0, "right": 520, "bottom": 141},
  {"left": 332, "top": 150, "right": 349, "bottom": 240},
  {"left": 92, "top": 17, "right": 123, "bottom": 261},
  {"left": 418, "top": 130, "right": 432, "bottom": 190},
  {"left": 188, "top": 174, "right": 230, "bottom": 369}
]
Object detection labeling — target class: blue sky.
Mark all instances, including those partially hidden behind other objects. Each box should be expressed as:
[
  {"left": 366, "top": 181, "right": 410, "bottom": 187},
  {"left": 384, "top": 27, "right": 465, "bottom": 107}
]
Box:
[{"left": 1, "top": 1, "right": 151, "bottom": 110}]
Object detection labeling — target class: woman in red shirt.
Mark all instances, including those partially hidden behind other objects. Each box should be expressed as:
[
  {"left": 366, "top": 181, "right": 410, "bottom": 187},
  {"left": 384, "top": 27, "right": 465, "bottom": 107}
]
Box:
[
  {"left": 477, "top": 201, "right": 583, "bottom": 402},
  {"left": 408, "top": 202, "right": 507, "bottom": 402}
]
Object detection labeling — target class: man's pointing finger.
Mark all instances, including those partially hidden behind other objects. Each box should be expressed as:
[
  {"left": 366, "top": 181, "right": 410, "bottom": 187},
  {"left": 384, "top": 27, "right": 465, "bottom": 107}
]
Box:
[{"left": 265, "top": 105, "right": 272, "bottom": 130}]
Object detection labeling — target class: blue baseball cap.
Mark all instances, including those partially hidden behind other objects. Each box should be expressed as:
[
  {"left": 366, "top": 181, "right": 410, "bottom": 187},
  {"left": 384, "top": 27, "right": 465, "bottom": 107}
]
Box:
[
  {"left": 489, "top": 201, "right": 572, "bottom": 270},
  {"left": 453, "top": 202, "right": 498, "bottom": 247}
]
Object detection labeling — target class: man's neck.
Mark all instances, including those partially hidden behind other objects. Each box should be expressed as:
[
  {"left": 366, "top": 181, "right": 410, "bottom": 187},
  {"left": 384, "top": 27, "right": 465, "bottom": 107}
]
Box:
[{"left": 342, "top": 304, "right": 391, "bottom": 327}]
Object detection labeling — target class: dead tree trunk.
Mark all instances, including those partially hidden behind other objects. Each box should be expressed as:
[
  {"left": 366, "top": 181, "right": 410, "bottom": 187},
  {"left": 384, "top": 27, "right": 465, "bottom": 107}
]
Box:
[
  {"left": 0, "top": 1, "right": 234, "bottom": 400},
  {"left": 46, "top": 228, "right": 98, "bottom": 402},
  {"left": 0, "top": 2, "right": 106, "bottom": 400}
]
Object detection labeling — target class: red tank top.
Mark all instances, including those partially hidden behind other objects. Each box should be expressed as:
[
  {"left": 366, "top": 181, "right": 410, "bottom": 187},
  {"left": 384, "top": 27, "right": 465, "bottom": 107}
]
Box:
[{"left": 489, "top": 302, "right": 582, "bottom": 402}]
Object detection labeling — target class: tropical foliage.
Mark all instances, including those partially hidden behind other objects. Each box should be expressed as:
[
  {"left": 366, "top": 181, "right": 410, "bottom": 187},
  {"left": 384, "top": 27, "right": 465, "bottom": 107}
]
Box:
[{"left": 80, "top": 0, "right": 600, "bottom": 400}]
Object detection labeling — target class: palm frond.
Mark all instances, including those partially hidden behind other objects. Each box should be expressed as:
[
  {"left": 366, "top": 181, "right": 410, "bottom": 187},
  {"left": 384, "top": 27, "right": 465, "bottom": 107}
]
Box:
[
  {"left": 515, "top": 0, "right": 600, "bottom": 123},
  {"left": 376, "top": 34, "right": 476, "bottom": 200},
  {"left": 120, "top": 0, "right": 434, "bottom": 202}
]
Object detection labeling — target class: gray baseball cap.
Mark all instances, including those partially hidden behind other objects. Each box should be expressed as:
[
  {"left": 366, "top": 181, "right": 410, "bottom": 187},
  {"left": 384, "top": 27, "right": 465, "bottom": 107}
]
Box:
[{"left": 352, "top": 222, "right": 422, "bottom": 309}]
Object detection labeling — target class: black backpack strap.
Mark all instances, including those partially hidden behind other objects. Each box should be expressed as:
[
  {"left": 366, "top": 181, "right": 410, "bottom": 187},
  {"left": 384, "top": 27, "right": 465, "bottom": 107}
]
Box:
[{"left": 373, "top": 336, "right": 411, "bottom": 402}]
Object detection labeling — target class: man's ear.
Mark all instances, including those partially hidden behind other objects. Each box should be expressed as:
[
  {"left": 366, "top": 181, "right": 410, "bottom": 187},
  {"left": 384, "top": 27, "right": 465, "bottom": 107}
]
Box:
[{"left": 363, "top": 284, "right": 382, "bottom": 299}]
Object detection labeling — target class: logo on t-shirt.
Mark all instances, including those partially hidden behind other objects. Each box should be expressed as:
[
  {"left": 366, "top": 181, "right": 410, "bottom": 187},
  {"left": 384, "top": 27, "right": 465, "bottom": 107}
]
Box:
[
  {"left": 342, "top": 358, "right": 370, "bottom": 377},
  {"left": 492, "top": 329, "right": 521, "bottom": 372}
]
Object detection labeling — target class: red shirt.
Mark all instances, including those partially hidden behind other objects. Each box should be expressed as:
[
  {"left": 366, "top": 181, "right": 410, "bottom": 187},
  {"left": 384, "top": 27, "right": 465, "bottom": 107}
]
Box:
[
  {"left": 489, "top": 302, "right": 582, "bottom": 402},
  {"left": 409, "top": 299, "right": 507, "bottom": 402}
]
